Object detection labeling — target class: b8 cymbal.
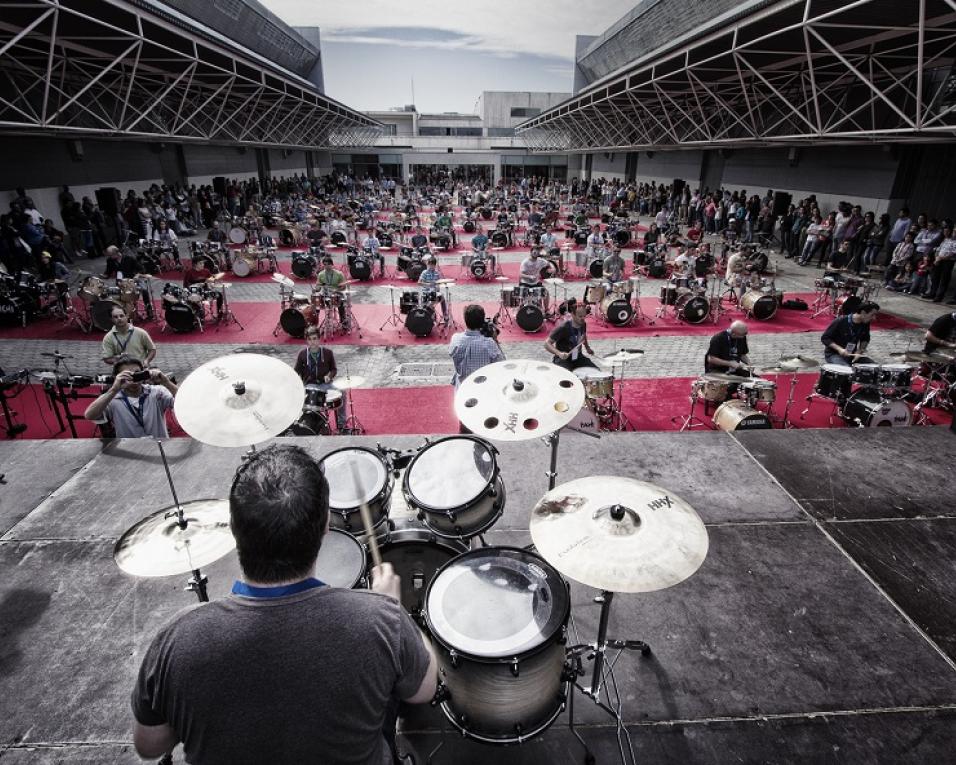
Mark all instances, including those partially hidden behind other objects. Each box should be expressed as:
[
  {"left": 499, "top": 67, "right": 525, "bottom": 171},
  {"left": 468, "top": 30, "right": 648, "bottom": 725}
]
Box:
[
  {"left": 454, "top": 359, "right": 585, "bottom": 441},
  {"left": 530, "top": 477, "right": 708, "bottom": 593},
  {"left": 114, "top": 499, "right": 234, "bottom": 577},
  {"left": 174, "top": 353, "right": 304, "bottom": 447}
]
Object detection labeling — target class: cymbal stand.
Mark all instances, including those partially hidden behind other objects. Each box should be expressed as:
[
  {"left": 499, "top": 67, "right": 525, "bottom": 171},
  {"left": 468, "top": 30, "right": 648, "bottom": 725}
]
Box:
[
  {"left": 628, "top": 274, "right": 653, "bottom": 325},
  {"left": 437, "top": 284, "right": 457, "bottom": 338},
  {"left": 542, "top": 424, "right": 600, "bottom": 491},
  {"left": 215, "top": 283, "right": 244, "bottom": 331},
  {"left": 609, "top": 359, "right": 632, "bottom": 431},
  {"left": 671, "top": 380, "right": 712, "bottom": 431},
  {"left": 379, "top": 286, "right": 403, "bottom": 334},
  {"left": 778, "top": 371, "right": 801, "bottom": 429},
  {"left": 809, "top": 285, "right": 837, "bottom": 320},
  {"left": 342, "top": 291, "right": 363, "bottom": 339},
  {"left": 155, "top": 439, "right": 209, "bottom": 603},
  {"left": 272, "top": 285, "right": 292, "bottom": 337},
  {"left": 709, "top": 278, "right": 731, "bottom": 324},
  {"left": 912, "top": 363, "right": 950, "bottom": 425},
  {"left": 341, "top": 365, "right": 365, "bottom": 435}
]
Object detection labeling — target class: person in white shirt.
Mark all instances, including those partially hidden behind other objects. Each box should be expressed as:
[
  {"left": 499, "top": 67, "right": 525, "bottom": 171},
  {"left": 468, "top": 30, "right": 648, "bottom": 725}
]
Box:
[{"left": 519, "top": 247, "right": 551, "bottom": 312}]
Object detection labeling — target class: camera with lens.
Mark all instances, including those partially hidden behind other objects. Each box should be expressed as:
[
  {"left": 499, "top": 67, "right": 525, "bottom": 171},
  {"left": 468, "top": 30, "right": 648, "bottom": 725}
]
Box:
[
  {"left": 131, "top": 370, "right": 151, "bottom": 382},
  {"left": 480, "top": 317, "right": 500, "bottom": 339}
]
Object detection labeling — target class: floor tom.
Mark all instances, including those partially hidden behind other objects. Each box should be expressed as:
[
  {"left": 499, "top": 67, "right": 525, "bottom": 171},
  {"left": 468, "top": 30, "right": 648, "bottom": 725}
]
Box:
[
  {"left": 841, "top": 390, "right": 912, "bottom": 427},
  {"left": 740, "top": 289, "right": 777, "bottom": 321}
]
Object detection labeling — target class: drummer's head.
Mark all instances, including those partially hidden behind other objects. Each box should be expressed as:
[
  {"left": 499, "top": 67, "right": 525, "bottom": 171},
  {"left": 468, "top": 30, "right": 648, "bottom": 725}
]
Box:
[
  {"left": 427, "top": 256, "right": 437, "bottom": 267},
  {"left": 321, "top": 256, "right": 334, "bottom": 270},
  {"left": 230, "top": 444, "right": 329, "bottom": 585},
  {"left": 857, "top": 301, "right": 880, "bottom": 323},
  {"left": 110, "top": 306, "right": 129, "bottom": 330},
  {"left": 304, "top": 326, "right": 321, "bottom": 348},
  {"left": 729, "top": 320, "right": 748, "bottom": 338}
]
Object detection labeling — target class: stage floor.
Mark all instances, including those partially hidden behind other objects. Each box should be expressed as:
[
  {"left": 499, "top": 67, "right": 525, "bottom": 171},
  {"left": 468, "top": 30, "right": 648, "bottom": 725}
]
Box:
[{"left": 1, "top": 426, "right": 955, "bottom": 763}]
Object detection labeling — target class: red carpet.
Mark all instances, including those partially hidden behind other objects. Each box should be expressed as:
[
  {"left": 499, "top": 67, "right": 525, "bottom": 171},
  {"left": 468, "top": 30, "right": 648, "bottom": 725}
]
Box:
[
  {"left": 4, "top": 373, "right": 946, "bottom": 441},
  {"left": 0, "top": 293, "right": 916, "bottom": 347}
]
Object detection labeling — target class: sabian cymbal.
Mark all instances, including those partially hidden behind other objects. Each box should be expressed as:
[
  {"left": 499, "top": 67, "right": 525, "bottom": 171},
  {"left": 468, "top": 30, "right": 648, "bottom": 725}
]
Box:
[
  {"left": 760, "top": 365, "right": 798, "bottom": 375},
  {"left": 174, "top": 353, "right": 304, "bottom": 447},
  {"left": 454, "top": 359, "right": 585, "bottom": 441},
  {"left": 271, "top": 273, "right": 295, "bottom": 289},
  {"left": 777, "top": 355, "right": 820, "bottom": 370},
  {"left": 603, "top": 350, "right": 645, "bottom": 364},
  {"left": 530, "top": 476, "right": 708, "bottom": 593},
  {"left": 114, "top": 499, "right": 234, "bottom": 577},
  {"left": 331, "top": 375, "right": 366, "bottom": 390}
]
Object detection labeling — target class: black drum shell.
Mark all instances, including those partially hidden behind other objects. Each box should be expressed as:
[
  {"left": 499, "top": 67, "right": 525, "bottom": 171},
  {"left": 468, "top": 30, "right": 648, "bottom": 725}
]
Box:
[
  {"left": 405, "top": 305, "right": 435, "bottom": 337},
  {"left": 164, "top": 303, "right": 196, "bottom": 333},
  {"left": 515, "top": 304, "right": 544, "bottom": 332}
]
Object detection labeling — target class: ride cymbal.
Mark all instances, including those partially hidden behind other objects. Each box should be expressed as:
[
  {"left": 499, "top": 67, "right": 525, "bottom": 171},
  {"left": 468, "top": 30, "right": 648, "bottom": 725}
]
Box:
[
  {"left": 271, "top": 273, "right": 295, "bottom": 289},
  {"left": 174, "top": 353, "right": 304, "bottom": 447},
  {"left": 603, "top": 350, "right": 645, "bottom": 364},
  {"left": 454, "top": 359, "right": 585, "bottom": 441},
  {"left": 331, "top": 375, "right": 366, "bottom": 390},
  {"left": 530, "top": 477, "right": 709, "bottom": 593},
  {"left": 777, "top": 355, "right": 820, "bottom": 370},
  {"left": 114, "top": 499, "right": 234, "bottom": 577}
]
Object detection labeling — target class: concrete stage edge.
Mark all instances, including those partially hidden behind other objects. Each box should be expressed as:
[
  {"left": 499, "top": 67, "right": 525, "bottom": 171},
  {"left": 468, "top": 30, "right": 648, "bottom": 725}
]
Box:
[{"left": 1, "top": 427, "right": 955, "bottom": 764}]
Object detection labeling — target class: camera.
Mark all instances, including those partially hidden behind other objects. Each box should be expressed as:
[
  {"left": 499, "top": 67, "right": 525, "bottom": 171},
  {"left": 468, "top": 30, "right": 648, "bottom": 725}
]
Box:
[
  {"left": 131, "top": 370, "right": 151, "bottom": 382},
  {"left": 480, "top": 317, "right": 500, "bottom": 339}
]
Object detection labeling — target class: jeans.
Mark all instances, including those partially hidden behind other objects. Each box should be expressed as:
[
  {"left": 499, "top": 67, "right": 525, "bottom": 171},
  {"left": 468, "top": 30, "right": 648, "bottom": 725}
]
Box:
[
  {"left": 863, "top": 244, "right": 882, "bottom": 268},
  {"left": 799, "top": 239, "right": 820, "bottom": 264},
  {"left": 313, "top": 382, "right": 348, "bottom": 430},
  {"left": 907, "top": 273, "right": 929, "bottom": 295},
  {"left": 929, "top": 258, "right": 955, "bottom": 301}
]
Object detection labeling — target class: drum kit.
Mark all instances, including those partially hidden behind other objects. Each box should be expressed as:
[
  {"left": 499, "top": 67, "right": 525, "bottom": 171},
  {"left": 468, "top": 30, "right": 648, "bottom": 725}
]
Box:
[
  {"left": 459, "top": 248, "right": 497, "bottom": 280},
  {"left": 381, "top": 280, "right": 457, "bottom": 338},
  {"left": 271, "top": 273, "right": 361, "bottom": 340},
  {"left": 0, "top": 268, "right": 84, "bottom": 330},
  {"left": 230, "top": 243, "right": 278, "bottom": 278},
  {"left": 572, "top": 349, "right": 642, "bottom": 432},
  {"left": 656, "top": 271, "right": 713, "bottom": 324},
  {"left": 227, "top": 215, "right": 263, "bottom": 246},
  {"left": 159, "top": 277, "right": 234, "bottom": 333},
  {"left": 286, "top": 371, "right": 365, "bottom": 437},
  {"left": 901, "top": 349, "right": 956, "bottom": 420},
  {"left": 76, "top": 273, "right": 157, "bottom": 331},
  {"left": 809, "top": 272, "right": 880, "bottom": 319},
  {"left": 802, "top": 355, "right": 917, "bottom": 428}
]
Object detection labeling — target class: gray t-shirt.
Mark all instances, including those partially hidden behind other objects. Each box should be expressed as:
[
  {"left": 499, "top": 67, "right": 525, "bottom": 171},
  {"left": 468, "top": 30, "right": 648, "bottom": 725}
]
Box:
[
  {"left": 132, "top": 586, "right": 431, "bottom": 765},
  {"left": 105, "top": 385, "right": 174, "bottom": 438}
]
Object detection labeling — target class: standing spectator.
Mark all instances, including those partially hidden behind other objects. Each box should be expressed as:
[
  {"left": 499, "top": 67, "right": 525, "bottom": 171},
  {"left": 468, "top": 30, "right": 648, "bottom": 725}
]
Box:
[
  {"left": 885, "top": 207, "right": 912, "bottom": 263},
  {"left": 928, "top": 223, "right": 956, "bottom": 303},
  {"left": 861, "top": 213, "right": 890, "bottom": 273},
  {"left": 883, "top": 232, "right": 916, "bottom": 287}
]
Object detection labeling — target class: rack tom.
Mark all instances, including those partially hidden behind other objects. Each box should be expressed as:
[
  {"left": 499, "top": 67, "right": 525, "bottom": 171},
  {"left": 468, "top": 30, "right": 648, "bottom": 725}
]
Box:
[
  {"left": 314, "top": 528, "right": 367, "bottom": 589},
  {"left": 319, "top": 447, "right": 393, "bottom": 537}
]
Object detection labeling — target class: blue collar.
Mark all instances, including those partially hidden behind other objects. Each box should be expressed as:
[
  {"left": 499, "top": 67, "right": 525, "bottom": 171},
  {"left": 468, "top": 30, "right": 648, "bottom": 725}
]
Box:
[{"left": 232, "top": 577, "right": 325, "bottom": 599}]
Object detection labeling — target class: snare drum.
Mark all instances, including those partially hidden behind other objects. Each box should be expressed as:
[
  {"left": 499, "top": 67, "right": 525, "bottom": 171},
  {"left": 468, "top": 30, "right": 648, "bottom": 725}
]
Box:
[
  {"left": 713, "top": 400, "right": 773, "bottom": 431},
  {"left": 879, "top": 363, "right": 914, "bottom": 390},
  {"left": 303, "top": 383, "right": 342, "bottom": 412},
  {"left": 815, "top": 363, "right": 854, "bottom": 400},
  {"left": 402, "top": 436, "right": 505, "bottom": 539},
  {"left": 573, "top": 367, "right": 614, "bottom": 398},
  {"left": 319, "top": 447, "right": 393, "bottom": 536},
  {"left": 499, "top": 285, "right": 518, "bottom": 308},
  {"left": 425, "top": 547, "right": 571, "bottom": 744},
  {"left": 377, "top": 517, "right": 468, "bottom": 619},
  {"left": 738, "top": 378, "right": 776, "bottom": 404},
  {"left": 314, "top": 528, "right": 367, "bottom": 589}
]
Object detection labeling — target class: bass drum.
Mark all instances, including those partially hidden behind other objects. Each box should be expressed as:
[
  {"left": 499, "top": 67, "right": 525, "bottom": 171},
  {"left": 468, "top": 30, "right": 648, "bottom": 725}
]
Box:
[
  {"left": 377, "top": 518, "right": 468, "bottom": 620},
  {"left": 279, "top": 306, "right": 315, "bottom": 338},
  {"left": 228, "top": 226, "right": 247, "bottom": 245},
  {"left": 319, "top": 447, "right": 393, "bottom": 537},
  {"left": 291, "top": 254, "right": 317, "bottom": 279},
  {"left": 402, "top": 436, "right": 505, "bottom": 540},
  {"left": 425, "top": 547, "right": 571, "bottom": 744},
  {"left": 515, "top": 304, "right": 544, "bottom": 332},
  {"left": 463, "top": 219, "right": 476, "bottom": 233},
  {"left": 613, "top": 228, "right": 631, "bottom": 247},
  {"left": 841, "top": 390, "right": 912, "bottom": 427},
  {"left": 314, "top": 528, "right": 367, "bottom": 589},
  {"left": 288, "top": 409, "right": 330, "bottom": 436},
  {"left": 712, "top": 400, "right": 773, "bottom": 431},
  {"left": 330, "top": 231, "right": 348, "bottom": 246},
  {"left": 348, "top": 254, "right": 372, "bottom": 281},
  {"left": 470, "top": 258, "right": 490, "bottom": 279},
  {"left": 588, "top": 259, "right": 603, "bottom": 279},
  {"left": 405, "top": 306, "right": 435, "bottom": 337},
  {"left": 601, "top": 296, "right": 634, "bottom": 327},
  {"left": 278, "top": 227, "right": 302, "bottom": 247},
  {"left": 740, "top": 290, "right": 777, "bottom": 321},
  {"left": 231, "top": 254, "right": 256, "bottom": 277},
  {"left": 378, "top": 230, "right": 393, "bottom": 248},
  {"left": 491, "top": 231, "right": 508, "bottom": 249},
  {"left": 0, "top": 294, "right": 28, "bottom": 325},
  {"left": 675, "top": 293, "right": 710, "bottom": 324},
  {"left": 163, "top": 303, "right": 197, "bottom": 333},
  {"left": 90, "top": 299, "right": 124, "bottom": 332}
]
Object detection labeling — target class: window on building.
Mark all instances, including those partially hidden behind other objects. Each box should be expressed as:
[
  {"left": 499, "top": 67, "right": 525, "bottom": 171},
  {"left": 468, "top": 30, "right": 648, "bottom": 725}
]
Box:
[
  {"left": 487, "top": 127, "right": 516, "bottom": 137},
  {"left": 419, "top": 127, "right": 445, "bottom": 136},
  {"left": 454, "top": 127, "right": 482, "bottom": 137},
  {"left": 510, "top": 107, "right": 542, "bottom": 118},
  {"left": 382, "top": 124, "right": 397, "bottom": 136}
]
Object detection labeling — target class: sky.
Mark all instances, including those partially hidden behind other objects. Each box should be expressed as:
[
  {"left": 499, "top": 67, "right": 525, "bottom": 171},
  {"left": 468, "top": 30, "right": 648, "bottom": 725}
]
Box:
[{"left": 257, "top": 0, "right": 637, "bottom": 113}]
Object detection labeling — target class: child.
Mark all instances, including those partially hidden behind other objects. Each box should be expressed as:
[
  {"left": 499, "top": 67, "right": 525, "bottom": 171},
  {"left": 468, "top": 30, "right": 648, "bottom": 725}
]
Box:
[
  {"left": 906, "top": 255, "right": 931, "bottom": 295},
  {"left": 888, "top": 261, "right": 913, "bottom": 291}
]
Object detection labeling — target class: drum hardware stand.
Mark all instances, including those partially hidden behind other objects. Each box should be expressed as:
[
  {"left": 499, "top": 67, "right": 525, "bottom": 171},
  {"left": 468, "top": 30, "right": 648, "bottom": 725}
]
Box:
[
  {"left": 808, "top": 285, "right": 839, "bottom": 320},
  {"left": 672, "top": 384, "right": 712, "bottom": 432},
  {"left": 214, "top": 284, "right": 244, "bottom": 331},
  {"left": 379, "top": 287, "right": 404, "bottom": 334},
  {"left": 628, "top": 274, "right": 653, "bottom": 325},
  {"left": 341, "top": 366, "right": 365, "bottom": 435},
  {"left": 777, "top": 371, "right": 801, "bottom": 429},
  {"left": 543, "top": 425, "right": 601, "bottom": 491}
]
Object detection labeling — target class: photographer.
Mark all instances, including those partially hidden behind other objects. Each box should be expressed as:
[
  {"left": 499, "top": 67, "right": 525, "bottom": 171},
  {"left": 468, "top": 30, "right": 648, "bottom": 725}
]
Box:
[
  {"left": 84, "top": 357, "right": 177, "bottom": 438},
  {"left": 449, "top": 304, "right": 504, "bottom": 433}
]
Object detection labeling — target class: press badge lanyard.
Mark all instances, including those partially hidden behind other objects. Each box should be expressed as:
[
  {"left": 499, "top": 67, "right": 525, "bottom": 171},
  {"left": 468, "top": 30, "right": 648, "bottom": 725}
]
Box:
[
  {"left": 119, "top": 390, "right": 148, "bottom": 429},
  {"left": 232, "top": 578, "right": 326, "bottom": 598},
  {"left": 307, "top": 349, "right": 324, "bottom": 379},
  {"left": 113, "top": 327, "right": 135, "bottom": 354}
]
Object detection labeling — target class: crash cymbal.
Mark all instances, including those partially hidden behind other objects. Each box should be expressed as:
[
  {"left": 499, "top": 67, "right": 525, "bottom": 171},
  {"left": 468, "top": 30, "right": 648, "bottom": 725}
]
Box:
[
  {"left": 435, "top": 278, "right": 456, "bottom": 285},
  {"left": 454, "top": 359, "right": 585, "bottom": 441},
  {"left": 543, "top": 277, "right": 565, "bottom": 286},
  {"left": 904, "top": 351, "right": 951, "bottom": 364},
  {"left": 114, "top": 499, "right": 234, "bottom": 577},
  {"left": 530, "top": 476, "right": 708, "bottom": 593},
  {"left": 331, "top": 375, "right": 366, "bottom": 390},
  {"left": 603, "top": 350, "right": 645, "bottom": 364},
  {"left": 174, "top": 353, "right": 304, "bottom": 447},
  {"left": 760, "top": 365, "right": 797, "bottom": 375},
  {"left": 777, "top": 354, "right": 820, "bottom": 370},
  {"left": 271, "top": 273, "right": 295, "bottom": 289}
]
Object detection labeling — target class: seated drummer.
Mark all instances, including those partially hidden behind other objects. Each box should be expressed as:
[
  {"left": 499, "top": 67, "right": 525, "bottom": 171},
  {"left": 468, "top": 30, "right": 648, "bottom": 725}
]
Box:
[
  {"left": 519, "top": 248, "right": 551, "bottom": 312},
  {"left": 183, "top": 261, "right": 223, "bottom": 316},
  {"left": 705, "top": 321, "right": 753, "bottom": 379},
  {"left": 206, "top": 221, "right": 227, "bottom": 244},
  {"left": 545, "top": 300, "right": 597, "bottom": 371},
  {"left": 603, "top": 246, "right": 629, "bottom": 297},
  {"left": 409, "top": 226, "right": 431, "bottom": 253},
  {"left": 360, "top": 232, "right": 386, "bottom": 277},
  {"left": 821, "top": 301, "right": 879, "bottom": 366},
  {"left": 924, "top": 311, "right": 956, "bottom": 354},
  {"left": 315, "top": 256, "right": 349, "bottom": 328},
  {"left": 417, "top": 257, "right": 448, "bottom": 321},
  {"left": 293, "top": 327, "right": 347, "bottom": 432},
  {"left": 433, "top": 210, "right": 457, "bottom": 247}
]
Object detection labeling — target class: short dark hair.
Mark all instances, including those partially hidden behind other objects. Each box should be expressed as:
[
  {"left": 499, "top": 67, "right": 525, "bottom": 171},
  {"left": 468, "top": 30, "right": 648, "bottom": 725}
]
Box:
[
  {"left": 859, "top": 301, "right": 880, "bottom": 314},
  {"left": 112, "top": 356, "right": 143, "bottom": 376},
  {"left": 229, "top": 444, "right": 329, "bottom": 583},
  {"left": 321, "top": 256, "right": 333, "bottom": 265},
  {"left": 463, "top": 304, "right": 486, "bottom": 330}
]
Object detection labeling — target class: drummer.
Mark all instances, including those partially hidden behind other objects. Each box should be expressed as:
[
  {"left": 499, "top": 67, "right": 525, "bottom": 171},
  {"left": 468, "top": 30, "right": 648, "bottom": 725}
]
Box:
[
  {"left": 923, "top": 311, "right": 956, "bottom": 354},
  {"left": 417, "top": 256, "right": 448, "bottom": 322},
  {"left": 821, "top": 301, "right": 879, "bottom": 366},
  {"left": 360, "top": 231, "right": 386, "bottom": 278},
  {"left": 293, "top": 327, "right": 347, "bottom": 432},
  {"left": 315, "top": 256, "right": 349, "bottom": 328},
  {"left": 602, "top": 246, "right": 629, "bottom": 295},
  {"left": 545, "top": 300, "right": 597, "bottom": 371},
  {"left": 206, "top": 220, "right": 228, "bottom": 244},
  {"left": 433, "top": 208, "right": 457, "bottom": 247},
  {"left": 704, "top": 321, "right": 753, "bottom": 377},
  {"left": 519, "top": 247, "right": 551, "bottom": 313}
]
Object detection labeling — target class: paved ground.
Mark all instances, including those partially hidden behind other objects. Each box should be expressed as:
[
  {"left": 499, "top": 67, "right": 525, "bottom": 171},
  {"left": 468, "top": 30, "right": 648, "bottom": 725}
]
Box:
[{"left": 1, "top": 218, "right": 947, "bottom": 391}]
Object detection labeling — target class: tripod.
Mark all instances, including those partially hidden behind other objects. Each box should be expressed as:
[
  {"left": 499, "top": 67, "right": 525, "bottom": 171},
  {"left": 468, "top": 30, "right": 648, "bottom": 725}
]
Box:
[
  {"left": 380, "top": 286, "right": 404, "bottom": 334},
  {"left": 672, "top": 380, "right": 712, "bottom": 431},
  {"left": 214, "top": 283, "right": 244, "bottom": 331}
]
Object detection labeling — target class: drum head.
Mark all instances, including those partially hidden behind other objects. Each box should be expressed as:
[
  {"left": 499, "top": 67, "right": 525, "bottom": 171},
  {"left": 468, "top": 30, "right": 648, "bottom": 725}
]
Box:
[
  {"left": 314, "top": 528, "right": 366, "bottom": 588},
  {"left": 164, "top": 303, "right": 196, "bottom": 332},
  {"left": 91, "top": 299, "right": 123, "bottom": 331},
  {"left": 232, "top": 258, "right": 251, "bottom": 277},
  {"left": 405, "top": 306, "right": 434, "bottom": 337},
  {"left": 280, "top": 308, "right": 307, "bottom": 338},
  {"left": 516, "top": 304, "right": 544, "bottom": 332},
  {"left": 321, "top": 448, "right": 387, "bottom": 509},
  {"left": 229, "top": 227, "right": 246, "bottom": 244},
  {"left": 291, "top": 256, "right": 315, "bottom": 279},
  {"left": 406, "top": 437, "right": 495, "bottom": 511},
  {"left": 426, "top": 547, "right": 568, "bottom": 660}
]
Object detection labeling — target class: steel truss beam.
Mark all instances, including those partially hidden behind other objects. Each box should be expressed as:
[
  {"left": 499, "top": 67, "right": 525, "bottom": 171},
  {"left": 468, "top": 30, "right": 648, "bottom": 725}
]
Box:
[
  {"left": 518, "top": 0, "right": 956, "bottom": 152},
  {"left": 0, "top": 0, "right": 381, "bottom": 149}
]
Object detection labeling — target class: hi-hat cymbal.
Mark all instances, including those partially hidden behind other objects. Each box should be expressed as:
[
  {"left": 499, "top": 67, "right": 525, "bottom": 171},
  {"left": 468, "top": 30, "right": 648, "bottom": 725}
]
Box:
[
  {"left": 700, "top": 372, "right": 746, "bottom": 383},
  {"left": 174, "top": 353, "right": 304, "bottom": 447},
  {"left": 904, "top": 351, "right": 950, "bottom": 364},
  {"left": 331, "top": 375, "right": 366, "bottom": 390},
  {"left": 114, "top": 499, "right": 234, "bottom": 577},
  {"left": 435, "top": 278, "right": 456, "bottom": 285},
  {"left": 529, "top": 476, "right": 708, "bottom": 593},
  {"left": 603, "top": 350, "right": 645, "bottom": 364},
  {"left": 778, "top": 354, "right": 820, "bottom": 370},
  {"left": 454, "top": 359, "right": 585, "bottom": 441},
  {"left": 271, "top": 273, "right": 295, "bottom": 289}
]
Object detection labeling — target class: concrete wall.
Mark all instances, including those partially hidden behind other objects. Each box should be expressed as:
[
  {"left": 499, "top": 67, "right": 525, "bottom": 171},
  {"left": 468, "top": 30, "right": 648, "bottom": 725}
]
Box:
[
  {"left": 180, "top": 144, "right": 258, "bottom": 189},
  {"left": 479, "top": 91, "right": 572, "bottom": 129},
  {"left": 633, "top": 150, "right": 704, "bottom": 186},
  {"left": 589, "top": 152, "right": 628, "bottom": 181}
]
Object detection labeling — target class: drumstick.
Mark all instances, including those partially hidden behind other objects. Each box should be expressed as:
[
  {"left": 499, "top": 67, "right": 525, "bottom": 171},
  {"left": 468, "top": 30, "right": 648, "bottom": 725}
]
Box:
[{"left": 349, "top": 462, "right": 382, "bottom": 568}]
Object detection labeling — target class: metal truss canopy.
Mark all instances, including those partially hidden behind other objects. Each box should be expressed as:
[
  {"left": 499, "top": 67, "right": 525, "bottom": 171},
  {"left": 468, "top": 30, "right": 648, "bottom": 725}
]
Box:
[
  {"left": 0, "top": 0, "right": 381, "bottom": 150},
  {"left": 518, "top": 0, "right": 956, "bottom": 152}
]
